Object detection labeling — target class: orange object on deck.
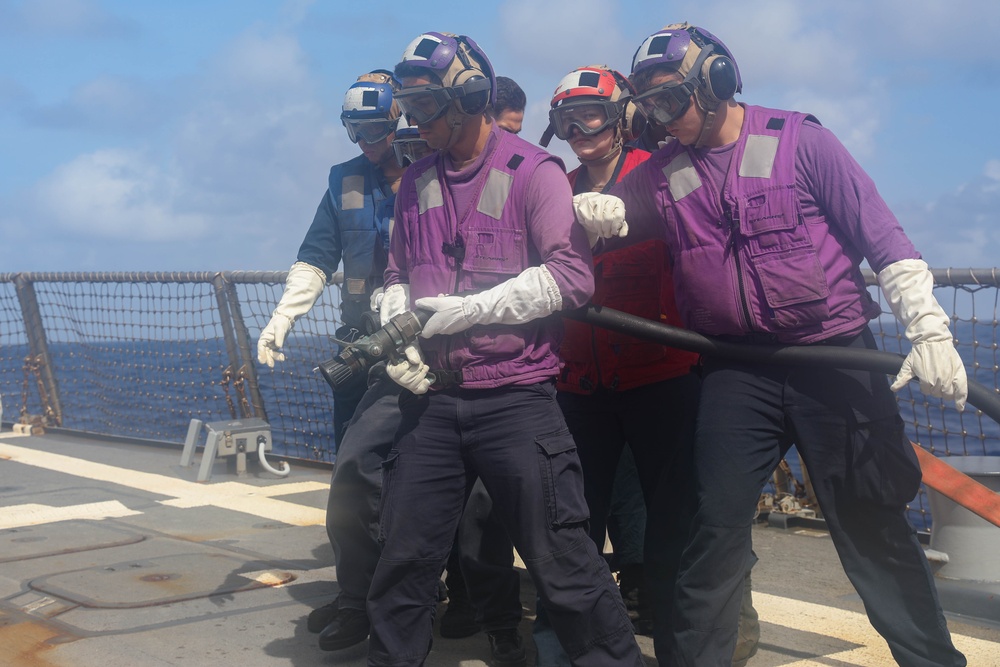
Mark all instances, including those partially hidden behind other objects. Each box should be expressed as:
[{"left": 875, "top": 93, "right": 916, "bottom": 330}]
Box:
[{"left": 912, "top": 444, "right": 1000, "bottom": 529}]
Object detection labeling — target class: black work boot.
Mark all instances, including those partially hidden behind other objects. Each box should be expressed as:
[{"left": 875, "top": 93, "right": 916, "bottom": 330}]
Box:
[
  {"left": 318, "top": 607, "right": 370, "bottom": 651},
  {"left": 306, "top": 598, "right": 340, "bottom": 633},
  {"left": 617, "top": 563, "right": 653, "bottom": 635},
  {"left": 487, "top": 628, "right": 527, "bottom": 667}
]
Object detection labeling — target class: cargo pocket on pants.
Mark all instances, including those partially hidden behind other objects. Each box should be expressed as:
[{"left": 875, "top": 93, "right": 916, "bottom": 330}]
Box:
[
  {"left": 847, "top": 414, "right": 922, "bottom": 508},
  {"left": 377, "top": 450, "right": 400, "bottom": 546},
  {"left": 536, "top": 430, "right": 590, "bottom": 529}
]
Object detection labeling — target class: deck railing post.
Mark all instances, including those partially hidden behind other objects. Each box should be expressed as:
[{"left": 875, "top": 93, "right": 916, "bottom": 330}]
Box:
[
  {"left": 220, "top": 273, "right": 268, "bottom": 422},
  {"left": 211, "top": 273, "right": 255, "bottom": 419},
  {"left": 13, "top": 273, "right": 63, "bottom": 426}
]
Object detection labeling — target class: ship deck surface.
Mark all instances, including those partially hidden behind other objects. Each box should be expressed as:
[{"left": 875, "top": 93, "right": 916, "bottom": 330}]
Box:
[{"left": 2, "top": 430, "right": 998, "bottom": 666}]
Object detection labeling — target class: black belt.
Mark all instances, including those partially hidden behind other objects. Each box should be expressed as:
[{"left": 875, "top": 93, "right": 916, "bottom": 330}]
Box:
[{"left": 429, "top": 369, "right": 463, "bottom": 389}]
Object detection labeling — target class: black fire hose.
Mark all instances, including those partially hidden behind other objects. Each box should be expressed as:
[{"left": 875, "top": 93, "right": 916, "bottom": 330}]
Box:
[{"left": 562, "top": 305, "right": 1000, "bottom": 425}]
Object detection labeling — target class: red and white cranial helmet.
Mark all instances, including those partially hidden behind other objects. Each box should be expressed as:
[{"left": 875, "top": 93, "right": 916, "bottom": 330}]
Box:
[
  {"left": 551, "top": 66, "right": 630, "bottom": 108},
  {"left": 541, "top": 66, "right": 643, "bottom": 147}
]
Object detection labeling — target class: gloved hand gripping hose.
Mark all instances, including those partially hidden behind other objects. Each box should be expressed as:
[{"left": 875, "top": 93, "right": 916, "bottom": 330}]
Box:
[
  {"left": 317, "top": 309, "right": 433, "bottom": 391},
  {"left": 562, "top": 305, "right": 1000, "bottom": 424}
]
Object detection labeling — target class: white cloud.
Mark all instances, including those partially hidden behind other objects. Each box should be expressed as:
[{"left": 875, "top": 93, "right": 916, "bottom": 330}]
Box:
[
  {"left": 28, "top": 76, "right": 164, "bottom": 132},
  {"left": 4, "top": 25, "right": 350, "bottom": 269},
  {"left": 497, "top": 0, "right": 631, "bottom": 73},
  {"left": 779, "top": 87, "right": 884, "bottom": 160},
  {"left": 984, "top": 160, "right": 1000, "bottom": 187},
  {"left": 897, "top": 160, "right": 1000, "bottom": 267},
  {"left": 29, "top": 148, "right": 208, "bottom": 240}
]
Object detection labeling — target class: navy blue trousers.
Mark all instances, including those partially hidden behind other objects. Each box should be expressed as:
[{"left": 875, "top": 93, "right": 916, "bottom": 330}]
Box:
[
  {"left": 326, "top": 372, "right": 402, "bottom": 611},
  {"left": 367, "top": 382, "right": 642, "bottom": 667},
  {"left": 666, "top": 328, "right": 966, "bottom": 667},
  {"left": 455, "top": 477, "right": 521, "bottom": 631},
  {"left": 326, "top": 370, "right": 519, "bottom": 625},
  {"left": 558, "top": 374, "right": 700, "bottom": 585}
]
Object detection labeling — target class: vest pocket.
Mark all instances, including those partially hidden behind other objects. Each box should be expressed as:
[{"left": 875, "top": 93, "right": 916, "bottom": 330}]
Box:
[
  {"left": 535, "top": 430, "right": 590, "bottom": 529},
  {"left": 461, "top": 227, "right": 526, "bottom": 275},
  {"left": 465, "top": 324, "right": 526, "bottom": 357},
  {"left": 739, "top": 188, "right": 830, "bottom": 328}
]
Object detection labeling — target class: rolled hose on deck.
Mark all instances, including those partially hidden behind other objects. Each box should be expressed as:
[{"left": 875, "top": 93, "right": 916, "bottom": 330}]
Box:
[{"left": 563, "top": 304, "right": 1000, "bottom": 528}]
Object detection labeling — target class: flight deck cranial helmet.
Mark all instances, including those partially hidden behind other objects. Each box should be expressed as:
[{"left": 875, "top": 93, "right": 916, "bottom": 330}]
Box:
[
  {"left": 540, "top": 65, "right": 645, "bottom": 156},
  {"left": 630, "top": 22, "right": 742, "bottom": 140},
  {"left": 391, "top": 117, "right": 433, "bottom": 168},
  {"left": 393, "top": 32, "right": 497, "bottom": 133},
  {"left": 341, "top": 70, "right": 402, "bottom": 145}
]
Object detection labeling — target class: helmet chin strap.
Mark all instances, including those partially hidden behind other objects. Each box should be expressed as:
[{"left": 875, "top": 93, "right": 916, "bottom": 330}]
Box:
[
  {"left": 577, "top": 129, "right": 624, "bottom": 167},
  {"left": 693, "top": 90, "right": 719, "bottom": 148},
  {"left": 442, "top": 101, "right": 468, "bottom": 150}
]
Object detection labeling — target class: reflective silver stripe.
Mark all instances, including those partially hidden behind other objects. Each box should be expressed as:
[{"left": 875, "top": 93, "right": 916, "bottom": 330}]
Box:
[
  {"left": 476, "top": 168, "right": 514, "bottom": 219},
  {"left": 342, "top": 175, "right": 364, "bottom": 210},
  {"left": 388, "top": 216, "right": 395, "bottom": 241},
  {"left": 416, "top": 169, "right": 443, "bottom": 213},
  {"left": 663, "top": 152, "right": 702, "bottom": 200},
  {"left": 739, "top": 135, "right": 779, "bottom": 179}
]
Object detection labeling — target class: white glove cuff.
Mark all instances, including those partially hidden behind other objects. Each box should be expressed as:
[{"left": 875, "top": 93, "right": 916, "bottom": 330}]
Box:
[
  {"left": 274, "top": 262, "right": 327, "bottom": 321},
  {"left": 463, "top": 264, "right": 563, "bottom": 326},
  {"left": 380, "top": 283, "right": 411, "bottom": 326},
  {"left": 877, "top": 258, "right": 951, "bottom": 344}
]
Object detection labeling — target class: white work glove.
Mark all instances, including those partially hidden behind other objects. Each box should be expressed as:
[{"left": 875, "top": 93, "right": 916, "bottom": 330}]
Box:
[
  {"left": 258, "top": 262, "right": 327, "bottom": 367},
  {"left": 415, "top": 265, "right": 563, "bottom": 338},
  {"left": 386, "top": 343, "right": 431, "bottom": 394},
  {"left": 370, "top": 286, "right": 385, "bottom": 312},
  {"left": 572, "top": 192, "right": 629, "bottom": 247},
  {"left": 878, "top": 258, "right": 967, "bottom": 410},
  {"left": 379, "top": 283, "right": 431, "bottom": 393},
  {"left": 380, "top": 283, "right": 410, "bottom": 325}
]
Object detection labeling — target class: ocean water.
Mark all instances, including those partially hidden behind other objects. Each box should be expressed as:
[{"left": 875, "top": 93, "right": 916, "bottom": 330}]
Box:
[
  {"left": 0, "top": 337, "right": 339, "bottom": 462},
  {"left": 4, "top": 321, "right": 999, "bottom": 531}
]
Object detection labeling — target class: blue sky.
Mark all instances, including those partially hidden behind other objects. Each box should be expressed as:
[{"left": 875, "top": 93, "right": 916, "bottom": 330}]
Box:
[{"left": 1, "top": 0, "right": 999, "bottom": 272}]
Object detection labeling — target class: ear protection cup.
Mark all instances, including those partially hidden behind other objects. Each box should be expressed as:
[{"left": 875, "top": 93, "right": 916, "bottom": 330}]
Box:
[
  {"left": 605, "top": 69, "right": 645, "bottom": 143},
  {"left": 452, "top": 69, "right": 491, "bottom": 115},
  {"left": 621, "top": 100, "right": 646, "bottom": 144},
  {"left": 699, "top": 54, "right": 739, "bottom": 105}
]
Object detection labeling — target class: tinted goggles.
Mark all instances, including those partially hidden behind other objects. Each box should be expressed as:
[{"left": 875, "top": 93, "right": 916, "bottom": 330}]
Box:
[
  {"left": 394, "top": 85, "right": 459, "bottom": 124},
  {"left": 548, "top": 100, "right": 624, "bottom": 141},
  {"left": 633, "top": 80, "right": 696, "bottom": 126},
  {"left": 392, "top": 136, "right": 433, "bottom": 168},
  {"left": 342, "top": 118, "right": 395, "bottom": 144}
]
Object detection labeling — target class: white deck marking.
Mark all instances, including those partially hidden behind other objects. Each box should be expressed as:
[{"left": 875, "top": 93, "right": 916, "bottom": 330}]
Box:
[
  {"left": 755, "top": 592, "right": 999, "bottom": 665},
  {"left": 3, "top": 438, "right": 997, "bottom": 663},
  {"left": 0, "top": 441, "right": 326, "bottom": 527},
  {"left": 0, "top": 500, "right": 142, "bottom": 530}
]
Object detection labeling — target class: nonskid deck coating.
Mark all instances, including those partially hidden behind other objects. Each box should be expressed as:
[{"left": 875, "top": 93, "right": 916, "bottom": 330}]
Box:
[{"left": 1, "top": 431, "right": 998, "bottom": 666}]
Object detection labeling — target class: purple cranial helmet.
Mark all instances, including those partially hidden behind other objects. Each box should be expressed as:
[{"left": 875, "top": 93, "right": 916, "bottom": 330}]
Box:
[
  {"left": 395, "top": 32, "right": 497, "bottom": 124},
  {"left": 630, "top": 22, "right": 742, "bottom": 125}
]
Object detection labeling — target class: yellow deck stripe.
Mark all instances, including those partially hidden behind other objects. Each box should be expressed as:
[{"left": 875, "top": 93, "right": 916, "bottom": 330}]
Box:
[
  {"left": 0, "top": 500, "right": 142, "bottom": 530},
  {"left": 0, "top": 441, "right": 326, "bottom": 527},
  {"left": 755, "top": 591, "right": 998, "bottom": 665}
]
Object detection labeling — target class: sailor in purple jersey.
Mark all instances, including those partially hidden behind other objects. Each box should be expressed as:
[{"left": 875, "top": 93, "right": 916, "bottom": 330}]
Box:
[
  {"left": 574, "top": 22, "right": 968, "bottom": 667},
  {"left": 364, "top": 31, "right": 642, "bottom": 667}
]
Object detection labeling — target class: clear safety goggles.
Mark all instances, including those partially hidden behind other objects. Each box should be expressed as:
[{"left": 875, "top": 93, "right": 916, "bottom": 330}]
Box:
[
  {"left": 342, "top": 118, "right": 396, "bottom": 144},
  {"left": 394, "top": 85, "right": 463, "bottom": 124},
  {"left": 633, "top": 80, "right": 697, "bottom": 126},
  {"left": 548, "top": 100, "right": 623, "bottom": 141},
  {"left": 392, "top": 135, "right": 433, "bottom": 168}
]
